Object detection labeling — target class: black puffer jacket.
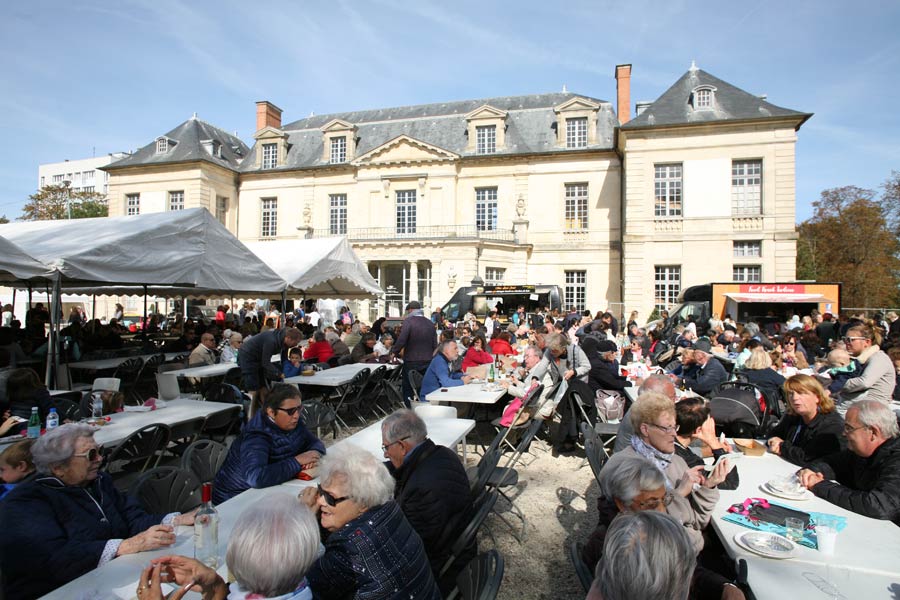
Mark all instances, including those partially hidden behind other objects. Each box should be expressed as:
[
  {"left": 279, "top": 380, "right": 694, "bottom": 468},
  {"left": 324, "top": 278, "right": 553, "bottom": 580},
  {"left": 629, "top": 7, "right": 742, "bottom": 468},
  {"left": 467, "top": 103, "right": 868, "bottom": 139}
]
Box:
[
  {"left": 388, "top": 439, "right": 475, "bottom": 587},
  {"left": 768, "top": 410, "right": 845, "bottom": 467},
  {"left": 810, "top": 436, "right": 900, "bottom": 524}
]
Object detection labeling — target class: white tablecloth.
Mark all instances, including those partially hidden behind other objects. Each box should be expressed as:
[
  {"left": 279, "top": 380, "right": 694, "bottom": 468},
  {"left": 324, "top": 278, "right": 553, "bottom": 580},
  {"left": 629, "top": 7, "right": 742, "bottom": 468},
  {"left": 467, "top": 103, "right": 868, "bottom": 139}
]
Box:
[
  {"left": 425, "top": 383, "right": 506, "bottom": 405},
  {"left": 284, "top": 363, "right": 396, "bottom": 388},
  {"left": 93, "top": 400, "right": 238, "bottom": 447},
  {"left": 67, "top": 352, "right": 184, "bottom": 372}
]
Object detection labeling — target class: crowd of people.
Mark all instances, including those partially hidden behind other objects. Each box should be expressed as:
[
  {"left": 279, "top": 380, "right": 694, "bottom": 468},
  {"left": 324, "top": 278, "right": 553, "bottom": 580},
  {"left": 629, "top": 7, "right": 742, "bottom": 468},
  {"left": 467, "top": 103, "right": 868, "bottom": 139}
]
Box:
[{"left": 4, "top": 296, "right": 900, "bottom": 599}]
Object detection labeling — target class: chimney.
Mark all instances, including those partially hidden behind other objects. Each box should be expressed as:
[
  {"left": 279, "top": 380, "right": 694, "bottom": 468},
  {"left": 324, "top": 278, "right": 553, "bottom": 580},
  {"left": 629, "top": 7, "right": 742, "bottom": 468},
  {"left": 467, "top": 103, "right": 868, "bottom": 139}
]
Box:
[
  {"left": 255, "top": 101, "right": 283, "bottom": 131},
  {"left": 615, "top": 64, "right": 632, "bottom": 125}
]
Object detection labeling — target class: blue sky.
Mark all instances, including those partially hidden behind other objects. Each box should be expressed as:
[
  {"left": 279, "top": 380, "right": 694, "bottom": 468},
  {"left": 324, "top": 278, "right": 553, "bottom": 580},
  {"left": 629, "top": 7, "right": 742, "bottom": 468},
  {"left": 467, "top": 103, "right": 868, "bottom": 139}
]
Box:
[{"left": 1, "top": 0, "right": 898, "bottom": 221}]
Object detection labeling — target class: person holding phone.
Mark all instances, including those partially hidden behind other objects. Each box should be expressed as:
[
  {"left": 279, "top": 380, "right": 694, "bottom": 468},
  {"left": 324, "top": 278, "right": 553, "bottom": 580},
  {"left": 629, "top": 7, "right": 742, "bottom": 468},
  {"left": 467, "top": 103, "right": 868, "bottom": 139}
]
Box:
[{"left": 674, "top": 397, "right": 740, "bottom": 490}]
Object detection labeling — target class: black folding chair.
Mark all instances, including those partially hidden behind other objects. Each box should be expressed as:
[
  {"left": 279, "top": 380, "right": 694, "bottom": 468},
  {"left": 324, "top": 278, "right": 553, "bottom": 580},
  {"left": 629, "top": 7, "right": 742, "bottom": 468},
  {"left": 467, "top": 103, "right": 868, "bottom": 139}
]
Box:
[
  {"left": 568, "top": 540, "right": 593, "bottom": 594},
  {"left": 439, "top": 490, "right": 499, "bottom": 578},
  {"left": 113, "top": 357, "right": 145, "bottom": 405},
  {"left": 300, "top": 401, "right": 339, "bottom": 439},
  {"left": 181, "top": 439, "right": 228, "bottom": 484},
  {"left": 136, "top": 353, "right": 166, "bottom": 399},
  {"left": 330, "top": 369, "right": 370, "bottom": 427},
  {"left": 409, "top": 370, "right": 425, "bottom": 403},
  {"left": 581, "top": 421, "right": 609, "bottom": 483},
  {"left": 105, "top": 423, "right": 171, "bottom": 489},
  {"left": 166, "top": 417, "right": 204, "bottom": 457},
  {"left": 359, "top": 365, "right": 388, "bottom": 419},
  {"left": 130, "top": 466, "right": 202, "bottom": 514},
  {"left": 380, "top": 379, "right": 406, "bottom": 412},
  {"left": 452, "top": 550, "right": 504, "bottom": 600},
  {"left": 198, "top": 406, "right": 242, "bottom": 442}
]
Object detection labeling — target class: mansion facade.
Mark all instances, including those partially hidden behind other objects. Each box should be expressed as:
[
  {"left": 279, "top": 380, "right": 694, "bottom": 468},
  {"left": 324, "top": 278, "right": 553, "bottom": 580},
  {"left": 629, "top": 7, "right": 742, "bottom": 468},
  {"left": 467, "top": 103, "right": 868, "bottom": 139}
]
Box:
[{"left": 104, "top": 63, "right": 810, "bottom": 318}]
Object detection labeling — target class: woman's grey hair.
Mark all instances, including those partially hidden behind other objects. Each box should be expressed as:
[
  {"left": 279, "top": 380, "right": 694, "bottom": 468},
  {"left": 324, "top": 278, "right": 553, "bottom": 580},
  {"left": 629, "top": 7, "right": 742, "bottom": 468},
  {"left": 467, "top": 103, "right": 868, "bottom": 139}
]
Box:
[
  {"left": 599, "top": 456, "right": 667, "bottom": 504},
  {"left": 318, "top": 443, "right": 394, "bottom": 508},
  {"left": 594, "top": 511, "right": 696, "bottom": 600},
  {"left": 854, "top": 399, "right": 900, "bottom": 438},
  {"left": 31, "top": 423, "right": 95, "bottom": 474},
  {"left": 382, "top": 409, "right": 428, "bottom": 446},
  {"left": 226, "top": 493, "right": 320, "bottom": 597}
]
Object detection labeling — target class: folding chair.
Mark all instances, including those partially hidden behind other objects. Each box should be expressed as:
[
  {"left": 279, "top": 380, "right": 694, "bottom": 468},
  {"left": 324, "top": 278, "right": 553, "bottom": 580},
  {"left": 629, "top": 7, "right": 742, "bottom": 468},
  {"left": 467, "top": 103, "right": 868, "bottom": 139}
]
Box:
[
  {"left": 300, "top": 400, "right": 339, "bottom": 439},
  {"left": 113, "top": 357, "right": 144, "bottom": 405},
  {"left": 438, "top": 491, "right": 499, "bottom": 581},
  {"left": 580, "top": 421, "right": 609, "bottom": 482},
  {"left": 330, "top": 369, "right": 370, "bottom": 427},
  {"left": 452, "top": 550, "right": 505, "bottom": 600},
  {"left": 409, "top": 370, "right": 425, "bottom": 403},
  {"left": 130, "top": 466, "right": 201, "bottom": 514},
  {"left": 181, "top": 439, "right": 228, "bottom": 484},
  {"left": 568, "top": 540, "right": 594, "bottom": 593},
  {"left": 198, "top": 406, "right": 242, "bottom": 442},
  {"left": 105, "top": 423, "right": 171, "bottom": 490},
  {"left": 359, "top": 365, "right": 388, "bottom": 420}
]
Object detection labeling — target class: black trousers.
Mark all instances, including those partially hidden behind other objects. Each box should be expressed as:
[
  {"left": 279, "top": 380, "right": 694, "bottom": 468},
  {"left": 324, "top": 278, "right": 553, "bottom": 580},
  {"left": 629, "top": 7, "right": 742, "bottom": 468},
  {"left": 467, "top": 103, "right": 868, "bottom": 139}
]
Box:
[{"left": 552, "top": 379, "right": 597, "bottom": 448}]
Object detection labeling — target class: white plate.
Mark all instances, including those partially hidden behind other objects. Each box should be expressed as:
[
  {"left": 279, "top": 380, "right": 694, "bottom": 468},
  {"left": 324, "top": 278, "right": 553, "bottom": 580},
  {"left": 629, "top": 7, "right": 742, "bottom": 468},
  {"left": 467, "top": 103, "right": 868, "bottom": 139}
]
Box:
[
  {"left": 760, "top": 482, "right": 813, "bottom": 501},
  {"left": 733, "top": 531, "right": 798, "bottom": 559}
]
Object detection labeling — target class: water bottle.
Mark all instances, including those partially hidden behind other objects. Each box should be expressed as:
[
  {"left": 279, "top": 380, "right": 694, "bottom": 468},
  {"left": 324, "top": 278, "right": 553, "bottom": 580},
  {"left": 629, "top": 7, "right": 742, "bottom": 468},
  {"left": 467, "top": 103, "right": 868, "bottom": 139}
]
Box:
[
  {"left": 26, "top": 407, "right": 41, "bottom": 439},
  {"left": 194, "top": 483, "right": 219, "bottom": 568},
  {"left": 91, "top": 392, "right": 104, "bottom": 420},
  {"left": 46, "top": 408, "right": 59, "bottom": 431}
]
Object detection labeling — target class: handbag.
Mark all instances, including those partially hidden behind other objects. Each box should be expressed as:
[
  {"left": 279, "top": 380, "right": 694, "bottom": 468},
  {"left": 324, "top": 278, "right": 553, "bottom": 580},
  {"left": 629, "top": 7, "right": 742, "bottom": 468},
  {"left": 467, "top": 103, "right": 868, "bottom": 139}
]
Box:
[
  {"left": 595, "top": 389, "right": 626, "bottom": 422},
  {"left": 728, "top": 497, "right": 811, "bottom": 529}
]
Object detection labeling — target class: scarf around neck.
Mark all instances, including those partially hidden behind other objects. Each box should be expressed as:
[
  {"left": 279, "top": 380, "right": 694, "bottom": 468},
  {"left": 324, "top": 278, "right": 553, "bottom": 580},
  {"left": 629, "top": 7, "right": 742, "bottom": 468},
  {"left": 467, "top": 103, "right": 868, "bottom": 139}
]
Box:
[
  {"left": 631, "top": 436, "right": 674, "bottom": 489},
  {"left": 227, "top": 579, "right": 312, "bottom": 600}
]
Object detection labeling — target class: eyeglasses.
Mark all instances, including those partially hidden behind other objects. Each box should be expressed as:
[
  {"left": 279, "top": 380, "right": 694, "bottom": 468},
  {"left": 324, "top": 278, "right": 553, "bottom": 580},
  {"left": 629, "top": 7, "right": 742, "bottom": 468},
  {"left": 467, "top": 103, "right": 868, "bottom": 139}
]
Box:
[
  {"left": 649, "top": 423, "right": 677, "bottom": 435},
  {"left": 381, "top": 436, "right": 409, "bottom": 453},
  {"left": 843, "top": 336, "right": 867, "bottom": 343},
  {"left": 73, "top": 447, "right": 103, "bottom": 462},
  {"left": 843, "top": 423, "right": 868, "bottom": 435},
  {"left": 317, "top": 484, "right": 350, "bottom": 506},
  {"left": 275, "top": 405, "right": 302, "bottom": 417},
  {"left": 783, "top": 342, "right": 795, "bottom": 346},
  {"left": 634, "top": 493, "right": 674, "bottom": 511}
]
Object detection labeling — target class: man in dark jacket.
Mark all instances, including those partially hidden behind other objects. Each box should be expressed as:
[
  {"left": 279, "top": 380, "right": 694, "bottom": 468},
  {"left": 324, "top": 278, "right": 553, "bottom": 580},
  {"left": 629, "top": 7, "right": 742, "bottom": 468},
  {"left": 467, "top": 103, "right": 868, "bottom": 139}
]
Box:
[
  {"left": 392, "top": 301, "right": 437, "bottom": 407},
  {"left": 238, "top": 327, "right": 302, "bottom": 409},
  {"left": 682, "top": 340, "right": 728, "bottom": 396},
  {"left": 381, "top": 409, "right": 474, "bottom": 593},
  {"left": 799, "top": 399, "right": 900, "bottom": 524},
  {"left": 213, "top": 384, "right": 324, "bottom": 503}
]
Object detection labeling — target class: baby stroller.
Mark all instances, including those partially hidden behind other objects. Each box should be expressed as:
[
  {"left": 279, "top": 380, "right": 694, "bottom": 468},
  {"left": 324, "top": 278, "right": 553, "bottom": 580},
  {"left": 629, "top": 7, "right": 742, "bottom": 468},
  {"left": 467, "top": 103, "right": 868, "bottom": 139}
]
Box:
[{"left": 708, "top": 382, "right": 767, "bottom": 438}]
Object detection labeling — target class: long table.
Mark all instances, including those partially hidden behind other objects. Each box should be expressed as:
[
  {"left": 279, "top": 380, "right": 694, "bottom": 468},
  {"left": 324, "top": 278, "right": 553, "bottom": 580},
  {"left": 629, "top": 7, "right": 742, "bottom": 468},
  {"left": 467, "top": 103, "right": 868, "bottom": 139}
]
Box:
[
  {"left": 710, "top": 450, "right": 900, "bottom": 597},
  {"left": 67, "top": 352, "right": 183, "bottom": 372},
  {"left": 42, "top": 413, "right": 474, "bottom": 599},
  {"left": 425, "top": 382, "right": 507, "bottom": 405},
  {"left": 284, "top": 362, "right": 396, "bottom": 388},
  {"left": 93, "top": 399, "right": 238, "bottom": 448}
]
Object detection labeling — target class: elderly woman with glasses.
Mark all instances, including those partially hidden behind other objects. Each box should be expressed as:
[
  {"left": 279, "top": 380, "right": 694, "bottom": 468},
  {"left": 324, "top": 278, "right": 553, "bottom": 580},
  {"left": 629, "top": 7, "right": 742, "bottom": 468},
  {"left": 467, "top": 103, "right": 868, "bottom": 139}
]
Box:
[
  {"left": 137, "top": 494, "right": 321, "bottom": 600},
  {"left": 839, "top": 323, "right": 896, "bottom": 404},
  {"left": 602, "top": 392, "right": 727, "bottom": 553},
  {"left": 0, "top": 424, "right": 197, "bottom": 598},
  {"left": 767, "top": 374, "right": 845, "bottom": 466},
  {"left": 220, "top": 331, "right": 243, "bottom": 363},
  {"left": 300, "top": 443, "right": 441, "bottom": 600},
  {"left": 213, "top": 384, "right": 325, "bottom": 503}
]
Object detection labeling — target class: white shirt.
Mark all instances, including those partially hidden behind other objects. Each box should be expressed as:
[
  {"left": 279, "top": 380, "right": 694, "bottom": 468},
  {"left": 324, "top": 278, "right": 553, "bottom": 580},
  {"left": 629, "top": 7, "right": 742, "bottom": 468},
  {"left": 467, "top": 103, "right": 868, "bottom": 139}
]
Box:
[{"left": 307, "top": 311, "right": 321, "bottom": 327}]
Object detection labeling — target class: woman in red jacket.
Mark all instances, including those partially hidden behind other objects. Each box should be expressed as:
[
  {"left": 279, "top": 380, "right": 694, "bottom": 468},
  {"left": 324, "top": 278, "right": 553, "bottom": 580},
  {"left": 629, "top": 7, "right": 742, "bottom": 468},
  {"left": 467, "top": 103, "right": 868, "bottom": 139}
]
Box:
[
  {"left": 303, "top": 330, "right": 334, "bottom": 364},
  {"left": 462, "top": 335, "right": 494, "bottom": 372},
  {"left": 489, "top": 331, "right": 516, "bottom": 356}
]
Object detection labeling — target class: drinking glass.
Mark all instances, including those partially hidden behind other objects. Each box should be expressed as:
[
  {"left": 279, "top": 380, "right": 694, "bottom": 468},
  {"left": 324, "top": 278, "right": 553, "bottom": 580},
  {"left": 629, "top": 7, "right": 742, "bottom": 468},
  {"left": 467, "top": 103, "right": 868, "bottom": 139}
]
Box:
[{"left": 784, "top": 517, "right": 804, "bottom": 543}]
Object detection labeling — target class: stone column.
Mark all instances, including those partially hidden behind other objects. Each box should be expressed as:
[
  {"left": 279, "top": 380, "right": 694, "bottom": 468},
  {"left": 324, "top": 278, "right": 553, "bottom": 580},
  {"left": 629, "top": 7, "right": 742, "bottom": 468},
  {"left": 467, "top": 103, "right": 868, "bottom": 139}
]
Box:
[{"left": 408, "top": 260, "right": 419, "bottom": 303}]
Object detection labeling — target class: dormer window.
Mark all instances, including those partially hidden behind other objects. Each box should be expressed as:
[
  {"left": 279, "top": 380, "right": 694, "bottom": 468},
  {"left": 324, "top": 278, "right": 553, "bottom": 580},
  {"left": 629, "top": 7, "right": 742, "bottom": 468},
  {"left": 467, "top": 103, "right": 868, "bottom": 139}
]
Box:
[
  {"left": 330, "top": 136, "right": 347, "bottom": 163},
  {"left": 201, "top": 139, "right": 222, "bottom": 158},
  {"left": 465, "top": 105, "right": 507, "bottom": 155},
  {"left": 692, "top": 86, "right": 716, "bottom": 110},
  {"left": 156, "top": 138, "right": 169, "bottom": 153},
  {"left": 553, "top": 97, "right": 601, "bottom": 149},
  {"left": 321, "top": 120, "right": 357, "bottom": 164}
]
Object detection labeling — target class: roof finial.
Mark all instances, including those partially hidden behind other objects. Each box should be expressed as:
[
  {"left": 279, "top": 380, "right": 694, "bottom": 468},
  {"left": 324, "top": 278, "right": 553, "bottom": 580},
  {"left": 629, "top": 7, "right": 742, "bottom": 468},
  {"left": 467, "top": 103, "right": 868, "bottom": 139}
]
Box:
[
  {"left": 562, "top": 83, "right": 568, "bottom": 93},
  {"left": 191, "top": 112, "right": 198, "bottom": 120},
  {"left": 689, "top": 60, "right": 698, "bottom": 72}
]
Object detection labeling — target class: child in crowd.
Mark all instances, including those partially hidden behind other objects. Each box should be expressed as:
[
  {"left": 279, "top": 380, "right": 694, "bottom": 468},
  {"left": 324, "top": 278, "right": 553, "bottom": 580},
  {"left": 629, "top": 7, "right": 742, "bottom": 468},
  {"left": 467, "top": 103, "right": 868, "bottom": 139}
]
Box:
[
  {"left": 0, "top": 439, "right": 36, "bottom": 500},
  {"left": 821, "top": 348, "right": 862, "bottom": 396},
  {"left": 283, "top": 348, "right": 304, "bottom": 378}
]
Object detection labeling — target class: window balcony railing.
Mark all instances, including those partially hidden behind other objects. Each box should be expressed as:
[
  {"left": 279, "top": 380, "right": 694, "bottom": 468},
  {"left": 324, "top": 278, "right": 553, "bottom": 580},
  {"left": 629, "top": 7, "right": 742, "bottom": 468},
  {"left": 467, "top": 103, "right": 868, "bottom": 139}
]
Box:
[{"left": 308, "top": 225, "right": 518, "bottom": 243}]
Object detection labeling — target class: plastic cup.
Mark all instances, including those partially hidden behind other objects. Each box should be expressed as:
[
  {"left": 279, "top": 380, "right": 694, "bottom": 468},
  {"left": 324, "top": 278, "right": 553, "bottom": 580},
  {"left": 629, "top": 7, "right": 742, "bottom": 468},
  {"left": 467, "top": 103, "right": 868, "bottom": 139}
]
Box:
[{"left": 816, "top": 520, "right": 838, "bottom": 555}]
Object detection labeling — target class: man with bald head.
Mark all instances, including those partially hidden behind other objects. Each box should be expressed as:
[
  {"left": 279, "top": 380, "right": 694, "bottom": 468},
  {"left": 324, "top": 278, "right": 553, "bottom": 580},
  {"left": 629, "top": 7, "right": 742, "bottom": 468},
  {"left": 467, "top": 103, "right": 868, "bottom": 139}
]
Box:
[
  {"left": 188, "top": 332, "right": 218, "bottom": 367},
  {"left": 613, "top": 374, "right": 677, "bottom": 453}
]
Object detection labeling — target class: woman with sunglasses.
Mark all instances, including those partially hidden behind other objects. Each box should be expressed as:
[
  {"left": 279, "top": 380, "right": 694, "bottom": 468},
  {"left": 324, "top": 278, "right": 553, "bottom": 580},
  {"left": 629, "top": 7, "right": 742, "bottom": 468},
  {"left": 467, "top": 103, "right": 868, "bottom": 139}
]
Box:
[
  {"left": 0, "top": 424, "right": 197, "bottom": 598},
  {"left": 301, "top": 443, "right": 441, "bottom": 600},
  {"left": 839, "top": 323, "right": 896, "bottom": 404},
  {"left": 213, "top": 384, "right": 325, "bottom": 503}
]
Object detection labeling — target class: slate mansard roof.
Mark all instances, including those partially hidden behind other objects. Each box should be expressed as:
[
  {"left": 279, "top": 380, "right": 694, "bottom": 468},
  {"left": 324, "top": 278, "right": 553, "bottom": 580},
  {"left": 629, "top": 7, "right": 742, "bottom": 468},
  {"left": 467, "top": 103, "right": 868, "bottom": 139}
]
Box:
[
  {"left": 244, "top": 92, "right": 618, "bottom": 172},
  {"left": 105, "top": 116, "right": 251, "bottom": 172},
  {"left": 623, "top": 67, "right": 811, "bottom": 130}
]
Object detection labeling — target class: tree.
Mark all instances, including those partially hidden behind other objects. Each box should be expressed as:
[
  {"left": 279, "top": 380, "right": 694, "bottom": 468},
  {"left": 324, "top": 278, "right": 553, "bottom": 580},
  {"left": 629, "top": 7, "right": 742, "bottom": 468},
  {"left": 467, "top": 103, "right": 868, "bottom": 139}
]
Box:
[
  {"left": 797, "top": 185, "right": 900, "bottom": 308},
  {"left": 20, "top": 184, "right": 108, "bottom": 221},
  {"left": 881, "top": 170, "right": 900, "bottom": 238},
  {"left": 0, "top": 215, "right": 8, "bottom": 224}
]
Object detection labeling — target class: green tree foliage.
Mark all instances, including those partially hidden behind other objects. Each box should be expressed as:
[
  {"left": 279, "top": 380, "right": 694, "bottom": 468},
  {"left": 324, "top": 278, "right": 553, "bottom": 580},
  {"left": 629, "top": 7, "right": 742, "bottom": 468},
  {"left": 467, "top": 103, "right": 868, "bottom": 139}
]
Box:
[
  {"left": 0, "top": 215, "right": 8, "bottom": 224},
  {"left": 20, "top": 184, "right": 108, "bottom": 221},
  {"left": 797, "top": 184, "right": 900, "bottom": 308}
]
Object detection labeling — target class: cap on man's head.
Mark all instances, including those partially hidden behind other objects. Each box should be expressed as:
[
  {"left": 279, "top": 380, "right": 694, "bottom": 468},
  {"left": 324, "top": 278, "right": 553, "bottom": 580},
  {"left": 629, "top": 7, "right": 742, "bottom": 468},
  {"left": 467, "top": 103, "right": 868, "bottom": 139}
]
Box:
[
  {"left": 692, "top": 338, "right": 712, "bottom": 354},
  {"left": 406, "top": 301, "right": 422, "bottom": 311},
  {"left": 597, "top": 339, "right": 618, "bottom": 353}
]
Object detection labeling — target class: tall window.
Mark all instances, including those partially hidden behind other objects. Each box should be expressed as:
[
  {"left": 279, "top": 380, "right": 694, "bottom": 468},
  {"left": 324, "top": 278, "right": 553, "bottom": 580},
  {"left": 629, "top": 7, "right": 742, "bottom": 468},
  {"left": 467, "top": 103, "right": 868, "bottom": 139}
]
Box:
[
  {"left": 485, "top": 267, "right": 505, "bottom": 285},
  {"left": 215, "top": 196, "right": 228, "bottom": 225},
  {"left": 260, "top": 198, "right": 277, "bottom": 238},
  {"left": 695, "top": 89, "right": 712, "bottom": 108},
  {"left": 329, "top": 194, "right": 347, "bottom": 235},
  {"left": 654, "top": 266, "right": 681, "bottom": 313},
  {"left": 83, "top": 170, "right": 94, "bottom": 182},
  {"left": 126, "top": 193, "right": 140, "bottom": 216},
  {"left": 733, "top": 241, "right": 761, "bottom": 257},
  {"left": 564, "top": 271, "right": 587, "bottom": 311},
  {"left": 40, "top": 176, "right": 45, "bottom": 187},
  {"left": 566, "top": 117, "right": 588, "bottom": 148},
  {"left": 733, "top": 265, "right": 761, "bottom": 282},
  {"left": 732, "top": 159, "right": 762, "bottom": 214},
  {"left": 156, "top": 138, "right": 168, "bottom": 153},
  {"left": 168, "top": 190, "right": 184, "bottom": 211},
  {"left": 262, "top": 143, "right": 278, "bottom": 169},
  {"left": 330, "top": 136, "right": 347, "bottom": 163},
  {"left": 475, "top": 187, "right": 498, "bottom": 231},
  {"left": 396, "top": 190, "right": 416, "bottom": 235},
  {"left": 52, "top": 174, "right": 64, "bottom": 184},
  {"left": 475, "top": 125, "right": 496, "bottom": 154},
  {"left": 654, "top": 164, "right": 683, "bottom": 217},
  {"left": 564, "top": 183, "right": 588, "bottom": 230}
]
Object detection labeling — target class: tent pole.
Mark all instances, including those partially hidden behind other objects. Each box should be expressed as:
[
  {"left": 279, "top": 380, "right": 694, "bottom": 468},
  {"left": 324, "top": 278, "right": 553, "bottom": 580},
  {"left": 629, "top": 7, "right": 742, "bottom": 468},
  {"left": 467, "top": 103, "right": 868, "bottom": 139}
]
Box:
[
  {"left": 92, "top": 295, "right": 96, "bottom": 322},
  {"left": 45, "top": 279, "right": 61, "bottom": 388},
  {"left": 143, "top": 286, "right": 148, "bottom": 329},
  {"left": 281, "top": 290, "right": 287, "bottom": 328},
  {"left": 11, "top": 288, "right": 15, "bottom": 318}
]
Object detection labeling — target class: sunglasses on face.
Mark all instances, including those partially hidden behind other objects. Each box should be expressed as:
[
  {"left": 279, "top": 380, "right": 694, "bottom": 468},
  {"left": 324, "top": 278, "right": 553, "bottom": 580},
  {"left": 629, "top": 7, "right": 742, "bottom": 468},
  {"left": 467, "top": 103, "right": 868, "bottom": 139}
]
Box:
[
  {"left": 275, "top": 405, "right": 302, "bottom": 416},
  {"left": 635, "top": 493, "right": 674, "bottom": 510},
  {"left": 317, "top": 484, "right": 350, "bottom": 506},
  {"left": 73, "top": 447, "right": 103, "bottom": 462}
]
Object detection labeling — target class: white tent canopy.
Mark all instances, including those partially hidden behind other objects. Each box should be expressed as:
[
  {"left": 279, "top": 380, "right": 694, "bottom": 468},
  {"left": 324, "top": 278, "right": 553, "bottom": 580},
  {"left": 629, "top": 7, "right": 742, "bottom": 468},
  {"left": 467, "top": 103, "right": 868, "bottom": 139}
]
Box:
[
  {"left": 0, "top": 236, "right": 54, "bottom": 284},
  {"left": 245, "top": 237, "right": 383, "bottom": 299},
  {"left": 0, "top": 208, "right": 286, "bottom": 295}
]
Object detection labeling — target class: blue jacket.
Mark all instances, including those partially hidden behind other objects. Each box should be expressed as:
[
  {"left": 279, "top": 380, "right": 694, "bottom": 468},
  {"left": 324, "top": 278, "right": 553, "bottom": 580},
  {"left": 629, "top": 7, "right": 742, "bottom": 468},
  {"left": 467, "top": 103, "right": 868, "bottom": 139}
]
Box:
[
  {"left": 419, "top": 352, "right": 465, "bottom": 399},
  {"left": 213, "top": 410, "right": 325, "bottom": 503},
  {"left": 0, "top": 471, "right": 165, "bottom": 598},
  {"left": 307, "top": 500, "right": 441, "bottom": 600}
]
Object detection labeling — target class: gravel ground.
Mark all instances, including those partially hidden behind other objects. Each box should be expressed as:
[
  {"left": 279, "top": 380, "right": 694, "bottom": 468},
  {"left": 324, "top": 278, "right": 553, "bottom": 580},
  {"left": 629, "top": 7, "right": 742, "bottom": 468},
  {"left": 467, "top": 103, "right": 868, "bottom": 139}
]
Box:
[{"left": 326, "top": 420, "right": 600, "bottom": 600}]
